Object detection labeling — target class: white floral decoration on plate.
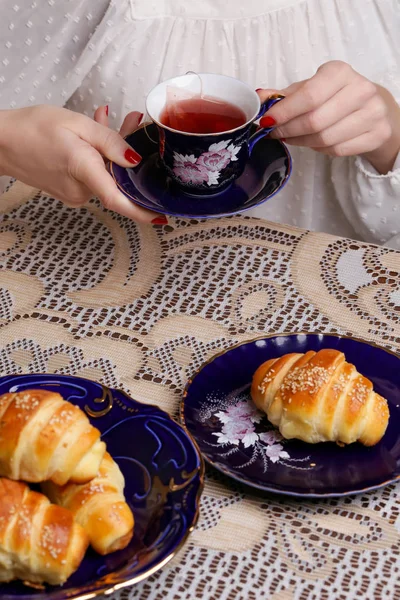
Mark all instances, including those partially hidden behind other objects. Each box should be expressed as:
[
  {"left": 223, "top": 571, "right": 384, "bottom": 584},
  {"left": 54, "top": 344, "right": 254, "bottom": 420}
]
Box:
[{"left": 200, "top": 392, "right": 311, "bottom": 473}]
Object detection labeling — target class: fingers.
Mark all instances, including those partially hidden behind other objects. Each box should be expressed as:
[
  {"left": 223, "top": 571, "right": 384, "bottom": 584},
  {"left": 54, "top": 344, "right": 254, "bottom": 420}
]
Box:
[
  {"left": 256, "top": 88, "right": 282, "bottom": 103},
  {"left": 279, "top": 80, "right": 308, "bottom": 96},
  {"left": 73, "top": 109, "right": 166, "bottom": 222},
  {"left": 257, "top": 61, "right": 395, "bottom": 166},
  {"left": 94, "top": 105, "right": 109, "bottom": 127},
  {"left": 60, "top": 182, "right": 92, "bottom": 208},
  {"left": 259, "top": 61, "right": 357, "bottom": 126},
  {"left": 93, "top": 106, "right": 110, "bottom": 166},
  {"left": 256, "top": 81, "right": 306, "bottom": 103},
  {"left": 93, "top": 106, "right": 143, "bottom": 139},
  {"left": 69, "top": 142, "right": 163, "bottom": 223},
  {"left": 93, "top": 107, "right": 144, "bottom": 168},
  {"left": 71, "top": 117, "right": 143, "bottom": 168},
  {"left": 120, "top": 111, "right": 144, "bottom": 138},
  {"left": 313, "top": 124, "right": 392, "bottom": 157},
  {"left": 281, "top": 112, "right": 367, "bottom": 149},
  {"left": 88, "top": 170, "right": 159, "bottom": 222},
  {"left": 102, "top": 188, "right": 162, "bottom": 223},
  {"left": 84, "top": 161, "right": 161, "bottom": 222},
  {"left": 269, "top": 82, "right": 378, "bottom": 140}
]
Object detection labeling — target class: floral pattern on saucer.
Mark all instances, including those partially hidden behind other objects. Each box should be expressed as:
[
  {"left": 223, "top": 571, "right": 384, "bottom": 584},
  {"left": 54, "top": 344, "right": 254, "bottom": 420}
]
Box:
[
  {"left": 173, "top": 140, "right": 241, "bottom": 186},
  {"left": 200, "top": 388, "right": 311, "bottom": 474}
]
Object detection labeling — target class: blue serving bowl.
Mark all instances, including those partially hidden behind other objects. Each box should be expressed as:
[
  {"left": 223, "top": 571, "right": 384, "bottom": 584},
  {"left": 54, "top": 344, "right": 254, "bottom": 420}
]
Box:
[{"left": 0, "top": 374, "right": 204, "bottom": 600}]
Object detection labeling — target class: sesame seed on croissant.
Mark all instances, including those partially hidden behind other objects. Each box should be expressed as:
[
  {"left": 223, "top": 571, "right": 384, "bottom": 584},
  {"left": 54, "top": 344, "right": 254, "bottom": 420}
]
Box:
[
  {"left": 0, "top": 477, "right": 88, "bottom": 585},
  {"left": 251, "top": 349, "right": 389, "bottom": 446},
  {"left": 0, "top": 390, "right": 106, "bottom": 485}
]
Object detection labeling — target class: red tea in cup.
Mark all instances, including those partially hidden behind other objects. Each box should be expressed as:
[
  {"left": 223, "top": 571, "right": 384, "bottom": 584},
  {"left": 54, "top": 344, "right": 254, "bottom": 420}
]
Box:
[{"left": 160, "top": 93, "right": 247, "bottom": 134}]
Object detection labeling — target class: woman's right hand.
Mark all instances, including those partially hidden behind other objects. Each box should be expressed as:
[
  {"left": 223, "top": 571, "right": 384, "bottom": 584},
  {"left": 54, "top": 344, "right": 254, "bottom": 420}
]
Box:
[{"left": 0, "top": 104, "right": 164, "bottom": 223}]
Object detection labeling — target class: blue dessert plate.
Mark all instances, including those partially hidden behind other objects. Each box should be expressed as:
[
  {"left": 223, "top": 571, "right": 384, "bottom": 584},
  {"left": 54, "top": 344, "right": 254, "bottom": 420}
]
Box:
[
  {"left": 181, "top": 333, "right": 400, "bottom": 498},
  {"left": 108, "top": 123, "right": 291, "bottom": 219},
  {"left": 0, "top": 374, "right": 204, "bottom": 600}
]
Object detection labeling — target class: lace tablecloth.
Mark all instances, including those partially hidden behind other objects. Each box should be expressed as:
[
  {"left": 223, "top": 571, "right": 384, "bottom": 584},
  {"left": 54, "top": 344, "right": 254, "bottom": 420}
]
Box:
[{"left": 1, "top": 181, "right": 400, "bottom": 600}]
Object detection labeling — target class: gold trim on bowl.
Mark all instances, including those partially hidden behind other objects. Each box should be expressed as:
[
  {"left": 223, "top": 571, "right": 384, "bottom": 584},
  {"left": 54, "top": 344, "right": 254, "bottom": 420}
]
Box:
[{"left": 0, "top": 372, "right": 205, "bottom": 600}]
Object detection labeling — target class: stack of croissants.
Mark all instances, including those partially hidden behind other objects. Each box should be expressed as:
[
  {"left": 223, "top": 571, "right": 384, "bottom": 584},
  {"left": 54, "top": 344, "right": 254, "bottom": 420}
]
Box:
[{"left": 0, "top": 389, "right": 134, "bottom": 587}]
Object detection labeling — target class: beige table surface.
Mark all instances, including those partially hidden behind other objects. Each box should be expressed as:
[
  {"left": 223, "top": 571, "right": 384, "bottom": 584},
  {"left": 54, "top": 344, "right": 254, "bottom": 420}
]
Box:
[{"left": 1, "top": 181, "right": 400, "bottom": 600}]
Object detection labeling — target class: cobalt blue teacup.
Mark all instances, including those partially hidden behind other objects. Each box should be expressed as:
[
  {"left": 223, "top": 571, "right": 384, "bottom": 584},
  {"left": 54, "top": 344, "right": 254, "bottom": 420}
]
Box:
[{"left": 146, "top": 73, "right": 285, "bottom": 196}]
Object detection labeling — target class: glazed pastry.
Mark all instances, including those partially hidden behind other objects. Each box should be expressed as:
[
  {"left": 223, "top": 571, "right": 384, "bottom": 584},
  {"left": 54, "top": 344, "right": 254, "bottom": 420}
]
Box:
[
  {"left": 251, "top": 349, "right": 389, "bottom": 446},
  {"left": 0, "top": 389, "right": 106, "bottom": 485},
  {"left": 0, "top": 477, "right": 88, "bottom": 585},
  {"left": 43, "top": 452, "right": 134, "bottom": 555}
]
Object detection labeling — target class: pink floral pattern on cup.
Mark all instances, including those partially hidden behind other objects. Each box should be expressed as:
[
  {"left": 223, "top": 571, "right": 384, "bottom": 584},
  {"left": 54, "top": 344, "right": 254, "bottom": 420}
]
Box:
[
  {"left": 197, "top": 149, "right": 231, "bottom": 172},
  {"left": 173, "top": 159, "right": 209, "bottom": 185},
  {"left": 173, "top": 140, "right": 241, "bottom": 187}
]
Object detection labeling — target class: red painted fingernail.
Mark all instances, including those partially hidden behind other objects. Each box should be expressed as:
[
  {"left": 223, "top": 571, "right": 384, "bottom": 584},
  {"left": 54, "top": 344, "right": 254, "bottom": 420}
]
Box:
[
  {"left": 260, "top": 115, "right": 277, "bottom": 128},
  {"left": 256, "top": 88, "right": 263, "bottom": 92},
  {"left": 151, "top": 216, "right": 168, "bottom": 225},
  {"left": 281, "top": 138, "right": 287, "bottom": 142},
  {"left": 124, "top": 148, "right": 142, "bottom": 164},
  {"left": 138, "top": 112, "right": 144, "bottom": 125},
  {"left": 105, "top": 105, "right": 109, "bottom": 116}
]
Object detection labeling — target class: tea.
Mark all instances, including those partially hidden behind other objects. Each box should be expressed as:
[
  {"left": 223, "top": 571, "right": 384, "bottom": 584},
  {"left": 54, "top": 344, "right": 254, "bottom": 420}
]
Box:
[{"left": 160, "top": 94, "right": 247, "bottom": 134}]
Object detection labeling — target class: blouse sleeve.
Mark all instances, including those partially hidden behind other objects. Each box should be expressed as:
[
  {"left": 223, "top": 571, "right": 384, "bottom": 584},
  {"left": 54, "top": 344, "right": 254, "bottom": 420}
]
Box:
[{"left": 331, "top": 68, "right": 400, "bottom": 249}]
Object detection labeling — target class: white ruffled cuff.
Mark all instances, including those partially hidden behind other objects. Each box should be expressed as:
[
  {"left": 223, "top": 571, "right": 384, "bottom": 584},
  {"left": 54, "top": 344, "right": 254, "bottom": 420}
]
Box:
[
  {"left": 354, "top": 152, "right": 400, "bottom": 180},
  {"left": 331, "top": 151, "right": 400, "bottom": 248}
]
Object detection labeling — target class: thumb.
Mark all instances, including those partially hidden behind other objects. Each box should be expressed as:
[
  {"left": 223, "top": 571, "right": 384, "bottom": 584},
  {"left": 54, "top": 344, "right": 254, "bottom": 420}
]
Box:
[{"left": 75, "top": 119, "right": 143, "bottom": 168}]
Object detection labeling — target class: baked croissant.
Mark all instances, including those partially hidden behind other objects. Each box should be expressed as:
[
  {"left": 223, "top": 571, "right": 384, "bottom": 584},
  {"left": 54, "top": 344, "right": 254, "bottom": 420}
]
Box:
[
  {"left": 0, "top": 477, "right": 89, "bottom": 585},
  {"left": 251, "top": 349, "right": 389, "bottom": 446},
  {"left": 43, "top": 452, "right": 134, "bottom": 555},
  {"left": 0, "top": 389, "right": 106, "bottom": 485}
]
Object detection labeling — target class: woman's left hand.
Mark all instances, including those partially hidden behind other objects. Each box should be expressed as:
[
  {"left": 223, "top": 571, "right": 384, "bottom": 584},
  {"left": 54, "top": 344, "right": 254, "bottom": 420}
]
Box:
[{"left": 257, "top": 61, "right": 400, "bottom": 174}]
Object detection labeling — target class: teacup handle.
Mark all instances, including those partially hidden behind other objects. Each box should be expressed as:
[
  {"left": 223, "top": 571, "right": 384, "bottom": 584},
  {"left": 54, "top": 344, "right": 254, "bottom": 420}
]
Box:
[{"left": 248, "top": 94, "right": 285, "bottom": 153}]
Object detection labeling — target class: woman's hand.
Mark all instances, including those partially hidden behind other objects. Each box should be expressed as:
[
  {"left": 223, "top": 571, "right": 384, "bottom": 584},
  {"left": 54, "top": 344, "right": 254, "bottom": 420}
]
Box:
[
  {"left": 0, "top": 105, "right": 165, "bottom": 223},
  {"left": 258, "top": 61, "right": 400, "bottom": 174}
]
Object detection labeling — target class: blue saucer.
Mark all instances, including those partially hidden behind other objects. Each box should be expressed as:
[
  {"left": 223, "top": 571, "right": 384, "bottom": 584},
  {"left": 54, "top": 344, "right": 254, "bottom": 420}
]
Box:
[
  {"left": 181, "top": 333, "right": 400, "bottom": 498},
  {"left": 0, "top": 374, "right": 204, "bottom": 600},
  {"left": 108, "top": 123, "right": 292, "bottom": 219}
]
